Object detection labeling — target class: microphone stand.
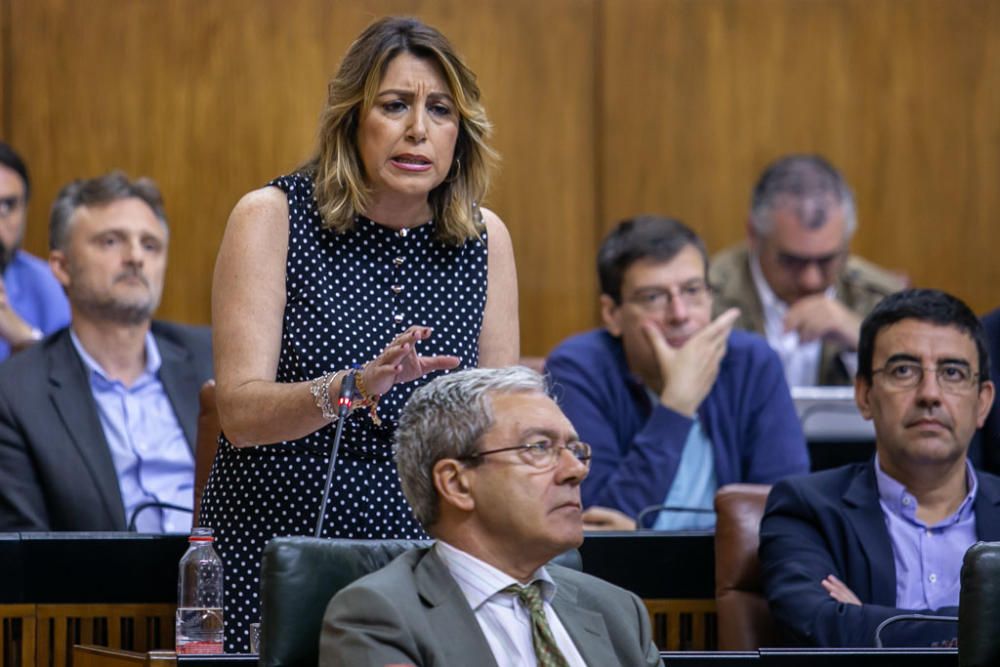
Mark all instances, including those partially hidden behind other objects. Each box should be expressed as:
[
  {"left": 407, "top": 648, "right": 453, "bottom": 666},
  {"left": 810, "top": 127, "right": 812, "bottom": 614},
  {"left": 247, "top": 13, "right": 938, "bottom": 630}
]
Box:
[
  {"left": 635, "top": 504, "right": 715, "bottom": 530},
  {"left": 314, "top": 370, "right": 356, "bottom": 538}
]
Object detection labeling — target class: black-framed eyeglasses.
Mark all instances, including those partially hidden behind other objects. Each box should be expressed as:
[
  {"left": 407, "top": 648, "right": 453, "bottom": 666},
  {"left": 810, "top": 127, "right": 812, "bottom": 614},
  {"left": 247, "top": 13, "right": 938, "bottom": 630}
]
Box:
[
  {"left": 460, "top": 439, "right": 592, "bottom": 470},
  {"left": 775, "top": 248, "right": 846, "bottom": 275},
  {"left": 624, "top": 280, "right": 714, "bottom": 313},
  {"left": 0, "top": 195, "right": 24, "bottom": 219},
  {"left": 872, "top": 360, "right": 980, "bottom": 394}
]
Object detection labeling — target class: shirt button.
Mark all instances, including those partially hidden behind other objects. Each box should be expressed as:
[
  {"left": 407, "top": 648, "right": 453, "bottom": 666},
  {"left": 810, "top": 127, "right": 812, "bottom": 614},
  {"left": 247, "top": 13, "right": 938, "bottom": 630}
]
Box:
[
  {"left": 929, "top": 573, "right": 937, "bottom": 583},
  {"left": 391, "top": 285, "right": 403, "bottom": 294},
  {"left": 393, "top": 313, "right": 404, "bottom": 324},
  {"left": 393, "top": 257, "right": 405, "bottom": 267},
  {"left": 398, "top": 228, "right": 408, "bottom": 238},
  {"left": 902, "top": 497, "right": 911, "bottom": 506}
]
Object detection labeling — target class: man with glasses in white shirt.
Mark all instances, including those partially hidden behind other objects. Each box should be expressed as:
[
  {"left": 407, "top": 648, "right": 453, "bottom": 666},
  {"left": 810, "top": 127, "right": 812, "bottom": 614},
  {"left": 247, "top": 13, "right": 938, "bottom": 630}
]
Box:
[
  {"left": 320, "top": 366, "right": 663, "bottom": 667},
  {"left": 760, "top": 289, "right": 1000, "bottom": 646},
  {"left": 711, "top": 154, "right": 905, "bottom": 387},
  {"left": 546, "top": 215, "right": 808, "bottom": 531}
]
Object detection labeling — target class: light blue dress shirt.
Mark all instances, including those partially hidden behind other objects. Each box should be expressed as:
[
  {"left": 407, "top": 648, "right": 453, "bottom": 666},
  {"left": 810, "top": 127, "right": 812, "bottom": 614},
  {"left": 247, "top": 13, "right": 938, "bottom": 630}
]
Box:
[
  {"left": 874, "top": 456, "right": 978, "bottom": 610},
  {"left": 70, "top": 330, "right": 194, "bottom": 533},
  {"left": 651, "top": 395, "right": 717, "bottom": 531}
]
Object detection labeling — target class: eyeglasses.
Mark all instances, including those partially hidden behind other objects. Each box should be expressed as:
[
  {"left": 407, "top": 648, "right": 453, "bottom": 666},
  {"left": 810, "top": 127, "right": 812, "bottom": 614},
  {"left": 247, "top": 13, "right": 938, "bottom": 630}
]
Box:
[
  {"left": 775, "top": 249, "right": 845, "bottom": 275},
  {"left": 624, "top": 281, "right": 713, "bottom": 313},
  {"left": 872, "top": 360, "right": 980, "bottom": 394},
  {"left": 0, "top": 195, "right": 24, "bottom": 219},
  {"left": 460, "top": 439, "right": 592, "bottom": 470}
]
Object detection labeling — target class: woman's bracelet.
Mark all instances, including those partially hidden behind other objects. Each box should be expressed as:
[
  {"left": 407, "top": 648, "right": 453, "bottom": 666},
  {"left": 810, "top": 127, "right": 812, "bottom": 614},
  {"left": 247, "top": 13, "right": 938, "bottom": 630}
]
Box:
[
  {"left": 310, "top": 370, "right": 346, "bottom": 422},
  {"left": 354, "top": 366, "right": 382, "bottom": 426}
]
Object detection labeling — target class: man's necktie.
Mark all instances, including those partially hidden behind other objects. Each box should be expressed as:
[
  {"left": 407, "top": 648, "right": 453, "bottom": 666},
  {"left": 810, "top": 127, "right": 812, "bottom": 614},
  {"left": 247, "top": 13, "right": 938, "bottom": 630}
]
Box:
[{"left": 502, "top": 582, "right": 571, "bottom": 667}]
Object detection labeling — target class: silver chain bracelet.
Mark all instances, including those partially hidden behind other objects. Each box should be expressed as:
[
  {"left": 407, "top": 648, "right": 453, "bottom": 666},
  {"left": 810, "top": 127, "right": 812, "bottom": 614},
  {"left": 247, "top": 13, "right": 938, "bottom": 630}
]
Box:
[{"left": 310, "top": 370, "right": 345, "bottom": 421}]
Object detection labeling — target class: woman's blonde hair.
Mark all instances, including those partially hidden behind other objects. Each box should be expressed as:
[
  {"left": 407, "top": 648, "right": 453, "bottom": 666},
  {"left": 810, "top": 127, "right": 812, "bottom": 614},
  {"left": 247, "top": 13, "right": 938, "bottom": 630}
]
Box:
[{"left": 306, "top": 16, "right": 498, "bottom": 245}]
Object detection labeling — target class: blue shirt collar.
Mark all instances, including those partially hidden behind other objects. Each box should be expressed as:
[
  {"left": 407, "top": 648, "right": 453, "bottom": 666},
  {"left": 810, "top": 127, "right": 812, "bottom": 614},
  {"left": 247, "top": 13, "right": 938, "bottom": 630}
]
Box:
[
  {"left": 874, "top": 454, "right": 978, "bottom": 527},
  {"left": 69, "top": 328, "right": 162, "bottom": 386}
]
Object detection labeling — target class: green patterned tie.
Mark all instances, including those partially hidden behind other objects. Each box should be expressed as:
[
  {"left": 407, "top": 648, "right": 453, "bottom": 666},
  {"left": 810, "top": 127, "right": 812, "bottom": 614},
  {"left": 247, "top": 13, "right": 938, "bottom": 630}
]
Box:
[{"left": 502, "top": 582, "right": 571, "bottom": 667}]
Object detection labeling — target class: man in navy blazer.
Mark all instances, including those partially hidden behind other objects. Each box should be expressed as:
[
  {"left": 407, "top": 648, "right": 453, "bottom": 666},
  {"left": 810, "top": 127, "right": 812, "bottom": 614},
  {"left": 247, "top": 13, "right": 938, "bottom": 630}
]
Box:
[
  {"left": 546, "top": 215, "right": 808, "bottom": 530},
  {"left": 760, "top": 289, "right": 1000, "bottom": 646},
  {"left": 0, "top": 171, "right": 212, "bottom": 532}
]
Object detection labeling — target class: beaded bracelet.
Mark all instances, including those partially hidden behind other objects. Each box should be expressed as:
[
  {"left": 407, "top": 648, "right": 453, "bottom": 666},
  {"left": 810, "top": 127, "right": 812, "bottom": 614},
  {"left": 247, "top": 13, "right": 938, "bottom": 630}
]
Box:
[
  {"left": 309, "top": 370, "right": 345, "bottom": 421},
  {"left": 354, "top": 366, "right": 382, "bottom": 426}
]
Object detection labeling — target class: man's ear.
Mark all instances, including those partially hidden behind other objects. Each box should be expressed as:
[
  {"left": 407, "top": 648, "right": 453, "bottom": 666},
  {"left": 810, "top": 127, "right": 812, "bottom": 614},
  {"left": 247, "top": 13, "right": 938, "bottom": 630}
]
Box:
[
  {"left": 855, "top": 375, "right": 874, "bottom": 420},
  {"left": 746, "top": 217, "right": 765, "bottom": 255},
  {"left": 976, "top": 380, "right": 996, "bottom": 428},
  {"left": 432, "top": 459, "right": 475, "bottom": 513},
  {"left": 48, "top": 249, "right": 70, "bottom": 289},
  {"left": 600, "top": 295, "right": 623, "bottom": 337}
]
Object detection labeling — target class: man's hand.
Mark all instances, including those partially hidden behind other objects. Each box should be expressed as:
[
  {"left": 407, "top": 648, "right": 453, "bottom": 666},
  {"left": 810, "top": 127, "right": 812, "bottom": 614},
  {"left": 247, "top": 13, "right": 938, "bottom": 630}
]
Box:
[
  {"left": 821, "top": 574, "right": 862, "bottom": 606},
  {"left": 643, "top": 308, "right": 740, "bottom": 417},
  {"left": 0, "top": 277, "right": 38, "bottom": 350},
  {"left": 784, "top": 295, "right": 862, "bottom": 350},
  {"left": 582, "top": 506, "right": 637, "bottom": 531}
]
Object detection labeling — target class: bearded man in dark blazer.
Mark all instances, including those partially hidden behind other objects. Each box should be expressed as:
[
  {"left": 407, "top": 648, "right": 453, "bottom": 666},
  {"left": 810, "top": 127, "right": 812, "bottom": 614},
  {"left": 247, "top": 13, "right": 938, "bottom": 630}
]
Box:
[
  {"left": 0, "top": 171, "right": 212, "bottom": 532},
  {"left": 320, "top": 367, "right": 663, "bottom": 667}
]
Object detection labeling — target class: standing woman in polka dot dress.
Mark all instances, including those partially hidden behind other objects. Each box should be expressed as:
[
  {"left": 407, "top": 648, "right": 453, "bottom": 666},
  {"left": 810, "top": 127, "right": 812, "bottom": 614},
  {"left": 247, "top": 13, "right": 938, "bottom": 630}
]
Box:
[{"left": 199, "top": 16, "right": 518, "bottom": 652}]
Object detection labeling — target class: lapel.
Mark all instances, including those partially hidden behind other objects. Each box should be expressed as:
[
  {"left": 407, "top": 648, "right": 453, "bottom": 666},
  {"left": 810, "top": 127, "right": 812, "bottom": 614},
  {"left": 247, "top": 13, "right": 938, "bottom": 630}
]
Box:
[
  {"left": 153, "top": 326, "right": 200, "bottom": 452},
  {"left": 549, "top": 570, "right": 620, "bottom": 666},
  {"left": 46, "top": 332, "right": 127, "bottom": 529},
  {"left": 414, "top": 549, "right": 500, "bottom": 667},
  {"left": 973, "top": 472, "right": 1000, "bottom": 540},
  {"left": 717, "top": 246, "right": 766, "bottom": 334},
  {"left": 841, "top": 463, "right": 897, "bottom": 605}
]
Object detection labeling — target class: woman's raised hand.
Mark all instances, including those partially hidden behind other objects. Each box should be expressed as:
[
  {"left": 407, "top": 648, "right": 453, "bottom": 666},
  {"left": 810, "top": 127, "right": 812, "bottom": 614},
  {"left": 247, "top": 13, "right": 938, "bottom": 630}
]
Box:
[{"left": 360, "top": 325, "right": 460, "bottom": 397}]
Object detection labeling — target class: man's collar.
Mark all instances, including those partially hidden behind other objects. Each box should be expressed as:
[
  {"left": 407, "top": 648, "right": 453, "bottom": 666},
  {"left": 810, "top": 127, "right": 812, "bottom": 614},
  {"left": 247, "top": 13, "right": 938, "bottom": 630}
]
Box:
[
  {"left": 69, "top": 327, "right": 161, "bottom": 385},
  {"left": 434, "top": 540, "right": 556, "bottom": 610}
]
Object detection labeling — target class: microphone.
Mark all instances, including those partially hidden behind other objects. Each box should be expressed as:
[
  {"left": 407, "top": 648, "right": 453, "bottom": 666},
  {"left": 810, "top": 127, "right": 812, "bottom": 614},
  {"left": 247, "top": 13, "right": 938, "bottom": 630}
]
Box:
[
  {"left": 314, "top": 369, "right": 356, "bottom": 537},
  {"left": 873, "top": 613, "right": 958, "bottom": 648},
  {"left": 635, "top": 503, "right": 715, "bottom": 530},
  {"left": 127, "top": 501, "right": 193, "bottom": 532}
]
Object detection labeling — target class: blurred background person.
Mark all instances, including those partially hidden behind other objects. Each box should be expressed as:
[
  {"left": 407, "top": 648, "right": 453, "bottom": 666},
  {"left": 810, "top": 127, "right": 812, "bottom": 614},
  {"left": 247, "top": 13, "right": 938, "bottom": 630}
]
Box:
[
  {"left": 712, "top": 154, "right": 905, "bottom": 387},
  {"left": 546, "top": 216, "right": 807, "bottom": 531},
  {"left": 0, "top": 171, "right": 212, "bottom": 532},
  {"left": 199, "top": 16, "right": 518, "bottom": 652},
  {"left": 0, "top": 142, "right": 70, "bottom": 360}
]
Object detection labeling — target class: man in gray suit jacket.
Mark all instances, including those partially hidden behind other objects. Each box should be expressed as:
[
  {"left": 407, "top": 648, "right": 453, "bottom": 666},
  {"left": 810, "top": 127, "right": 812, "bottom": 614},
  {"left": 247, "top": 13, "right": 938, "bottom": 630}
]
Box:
[
  {"left": 320, "top": 367, "right": 663, "bottom": 667},
  {"left": 0, "top": 171, "right": 212, "bottom": 532}
]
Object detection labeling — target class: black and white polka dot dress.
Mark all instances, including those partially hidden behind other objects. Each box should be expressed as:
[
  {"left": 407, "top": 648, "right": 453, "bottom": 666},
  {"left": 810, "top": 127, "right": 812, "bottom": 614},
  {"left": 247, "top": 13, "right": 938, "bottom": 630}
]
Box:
[{"left": 199, "top": 172, "right": 488, "bottom": 652}]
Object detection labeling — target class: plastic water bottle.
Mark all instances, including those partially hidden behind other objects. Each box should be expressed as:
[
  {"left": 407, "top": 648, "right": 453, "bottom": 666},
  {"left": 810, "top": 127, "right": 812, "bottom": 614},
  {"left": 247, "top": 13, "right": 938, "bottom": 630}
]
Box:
[{"left": 176, "top": 526, "right": 224, "bottom": 654}]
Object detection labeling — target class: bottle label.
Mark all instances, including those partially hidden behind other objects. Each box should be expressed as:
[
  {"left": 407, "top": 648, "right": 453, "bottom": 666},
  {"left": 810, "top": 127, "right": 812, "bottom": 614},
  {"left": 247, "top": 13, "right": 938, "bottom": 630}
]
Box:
[{"left": 176, "top": 641, "right": 224, "bottom": 655}]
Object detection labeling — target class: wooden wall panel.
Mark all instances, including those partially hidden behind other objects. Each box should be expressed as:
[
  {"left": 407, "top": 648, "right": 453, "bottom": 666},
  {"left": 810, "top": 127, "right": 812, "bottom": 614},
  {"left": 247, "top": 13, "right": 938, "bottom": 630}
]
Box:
[
  {"left": 601, "top": 0, "right": 1000, "bottom": 314},
  {"left": 6, "top": 0, "right": 1000, "bottom": 358},
  {"left": 6, "top": 0, "right": 597, "bottom": 356}
]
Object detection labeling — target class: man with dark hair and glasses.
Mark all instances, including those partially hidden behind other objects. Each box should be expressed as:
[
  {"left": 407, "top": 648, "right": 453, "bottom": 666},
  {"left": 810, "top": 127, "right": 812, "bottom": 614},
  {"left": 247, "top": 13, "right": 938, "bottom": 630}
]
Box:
[
  {"left": 760, "top": 288, "right": 1000, "bottom": 647},
  {"left": 711, "top": 154, "right": 905, "bottom": 386},
  {"left": 0, "top": 142, "right": 70, "bottom": 360},
  {"left": 320, "top": 367, "right": 663, "bottom": 667},
  {"left": 545, "top": 215, "right": 807, "bottom": 531}
]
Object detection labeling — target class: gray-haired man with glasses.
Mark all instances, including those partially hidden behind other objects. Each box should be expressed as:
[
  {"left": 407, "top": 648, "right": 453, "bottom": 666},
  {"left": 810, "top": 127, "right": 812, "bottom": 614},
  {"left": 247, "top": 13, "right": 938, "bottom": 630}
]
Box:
[
  {"left": 546, "top": 215, "right": 808, "bottom": 531},
  {"left": 320, "top": 366, "right": 663, "bottom": 667},
  {"left": 760, "top": 288, "right": 1000, "bottom": 647}
]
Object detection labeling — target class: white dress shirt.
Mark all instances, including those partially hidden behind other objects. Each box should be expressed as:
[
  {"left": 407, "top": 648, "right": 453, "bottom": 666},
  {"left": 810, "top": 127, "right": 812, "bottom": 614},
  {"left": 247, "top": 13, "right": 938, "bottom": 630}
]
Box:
[
  {"left": 435, "top": 540, "right": 587, "bottom": 667},
  {"left": 749, "top": 252, "right": 848, "bottom": 387}
]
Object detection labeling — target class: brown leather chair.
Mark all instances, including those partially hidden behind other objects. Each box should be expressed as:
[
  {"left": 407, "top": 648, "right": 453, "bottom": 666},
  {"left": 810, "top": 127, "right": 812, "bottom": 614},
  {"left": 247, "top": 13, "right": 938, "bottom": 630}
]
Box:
[
  {"left": 714, "top": 483, "right": 778, "bottom": 650},
  {"left": 193, "top": 379, "right": 220, "bottom": 524}
]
